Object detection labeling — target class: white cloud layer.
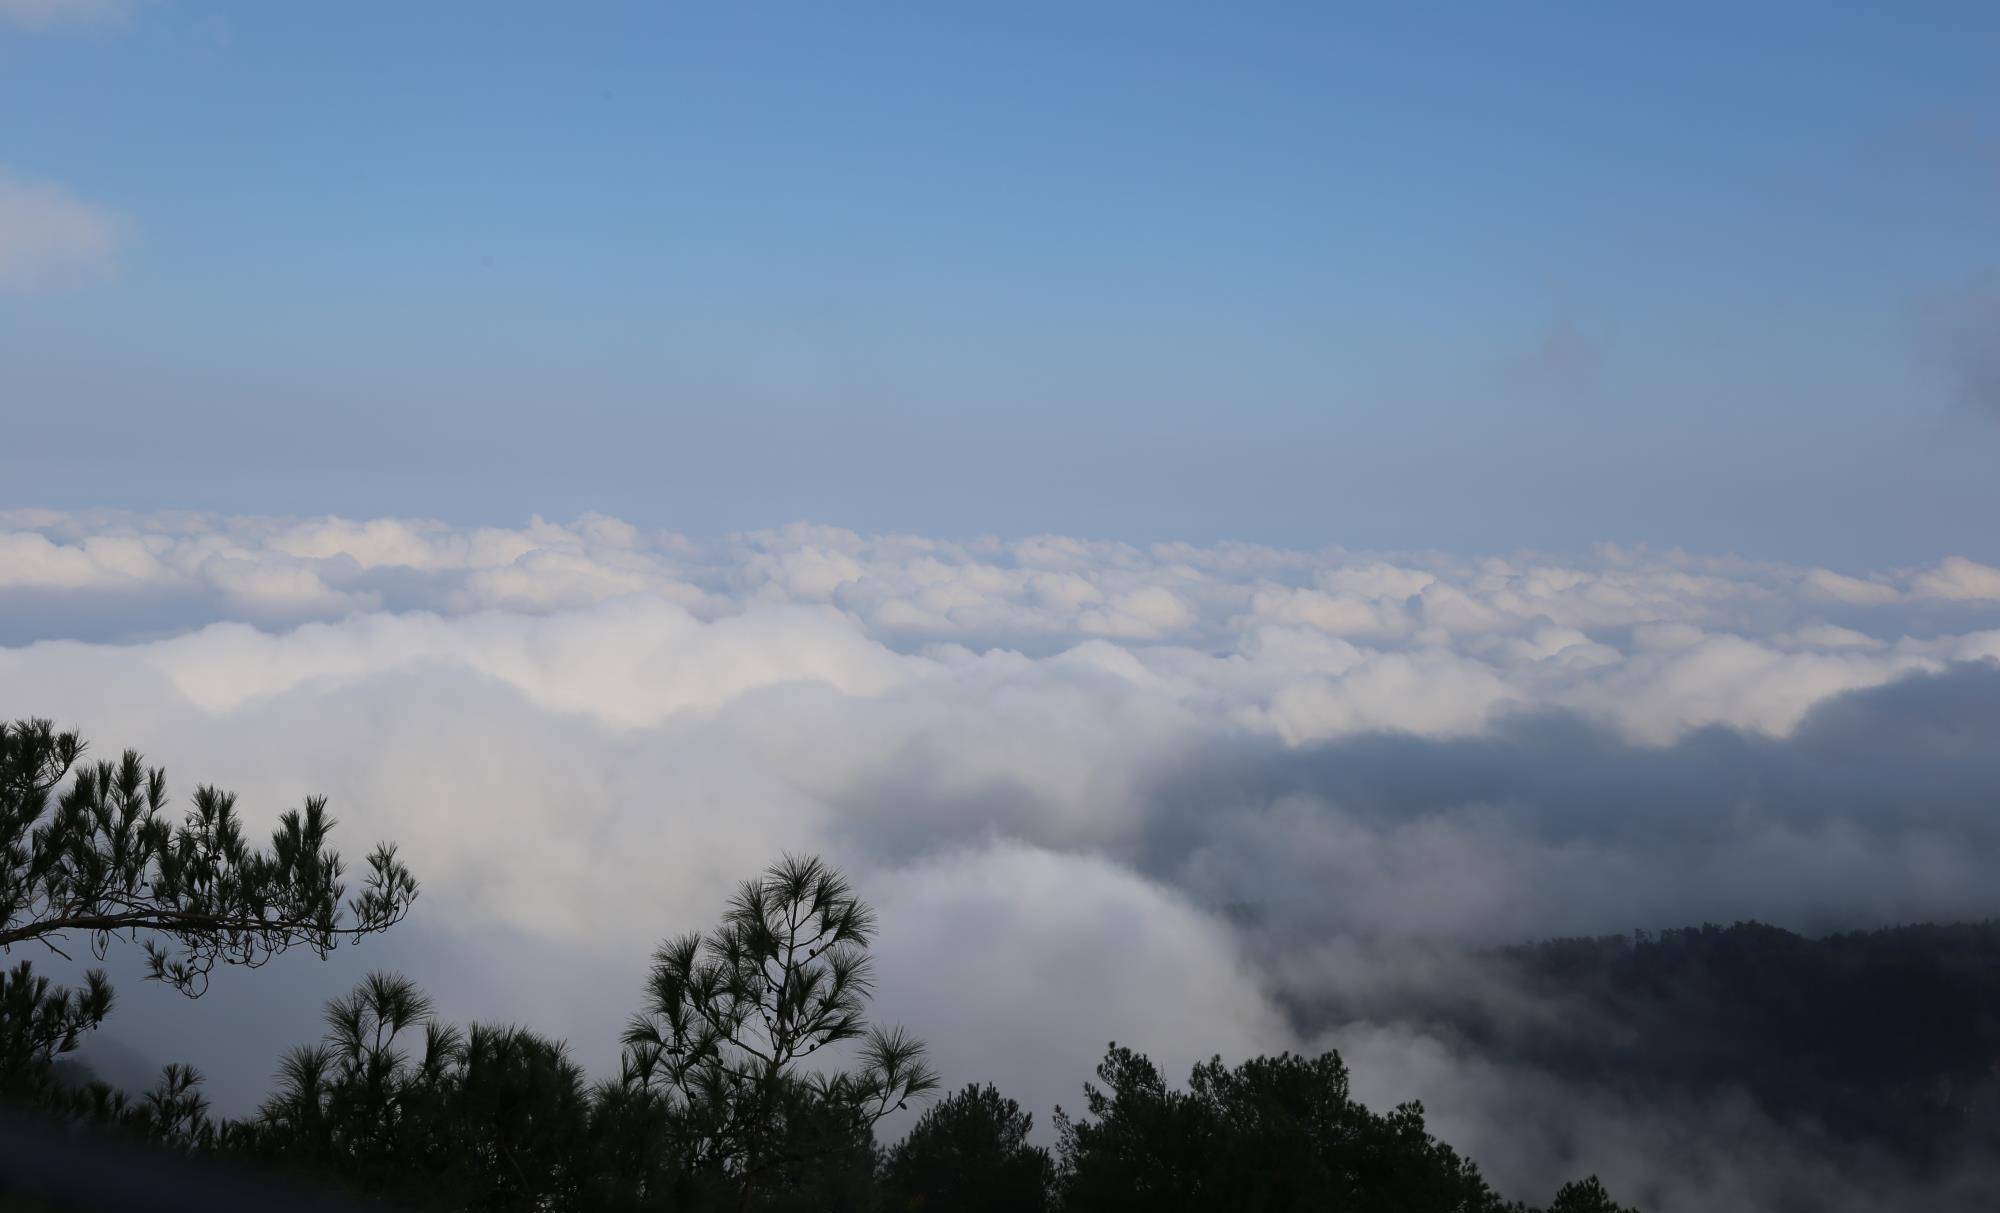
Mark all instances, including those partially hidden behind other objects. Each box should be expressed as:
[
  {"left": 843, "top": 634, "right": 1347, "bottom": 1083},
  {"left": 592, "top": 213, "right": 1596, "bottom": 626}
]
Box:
[{"left": 6, "top": 508, "right": 2000, "bottom": 1205}]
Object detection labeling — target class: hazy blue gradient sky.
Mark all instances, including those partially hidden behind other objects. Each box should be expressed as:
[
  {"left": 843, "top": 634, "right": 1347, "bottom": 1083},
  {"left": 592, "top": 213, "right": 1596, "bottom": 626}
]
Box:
[{"left": 3, "top": 2, "right": 1997, "bottom": 563}]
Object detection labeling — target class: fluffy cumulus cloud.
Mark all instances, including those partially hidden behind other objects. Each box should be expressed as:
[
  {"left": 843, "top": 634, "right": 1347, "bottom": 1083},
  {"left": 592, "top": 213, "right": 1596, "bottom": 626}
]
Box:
[
  {"left": 1911, "top": 554, "right": 2000, "bottom": 602},
  {"left": 0, "top": 171, "right": 124, "bottom": 288},
  {"left": 7, "top": 508, "right": 2000, "bottom": 1206}
]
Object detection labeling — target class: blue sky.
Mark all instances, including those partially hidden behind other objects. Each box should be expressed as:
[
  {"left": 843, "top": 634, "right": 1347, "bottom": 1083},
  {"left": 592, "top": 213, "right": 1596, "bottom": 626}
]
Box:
[{"left": 3, "top": 2, "right": 1997, "bottom": 563}]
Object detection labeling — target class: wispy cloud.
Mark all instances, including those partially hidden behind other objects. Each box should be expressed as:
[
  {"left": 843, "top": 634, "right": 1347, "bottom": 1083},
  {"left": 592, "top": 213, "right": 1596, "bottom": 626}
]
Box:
[
  {"left": 0, "top": 0, "right": 122, "bottom": 29},
  {"left": 1916, "top": 272, "right": 2000, "bottom": 421},
  {"left": 1502, "top": 312, "right": 1606, "bottom": 402},
  {"left": 0, "top": 170, "right": 124, "bottom": 290}
]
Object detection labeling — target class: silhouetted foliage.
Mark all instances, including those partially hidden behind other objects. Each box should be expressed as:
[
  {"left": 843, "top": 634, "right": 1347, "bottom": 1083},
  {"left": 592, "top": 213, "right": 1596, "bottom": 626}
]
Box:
[
  {"left": 0, "top": 960, "right": 111, "bottom": 1088},
  {"left": 615, "top": 853, "right": 939, "bottom": 1208},
  {"left": 882, "top": 1082, "right": 1055, "bottom": 1213},
  {"left": 1056, "top": 1044, "right": 1511, "bottom": 1212},
  {"left": 1548, "top": 1176, "right": 1640, "bottom": 1213},
  {"left": 0, "top": 719, "right": 418, "bottom": 991},
  {"left": 233, "top": 971, "right": 593, "bottom": 1211},
  {"left": 3, "top": 839, "right": 1650, "bottom": 1212},
  {"left": 1, "top": 719, "right": 416, "bottom": 1119}
]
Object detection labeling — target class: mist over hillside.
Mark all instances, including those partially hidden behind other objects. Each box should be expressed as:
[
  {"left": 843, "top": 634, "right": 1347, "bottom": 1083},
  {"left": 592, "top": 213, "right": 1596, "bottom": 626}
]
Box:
[
  {"left": 7, "top": 5, "right": 1999, "bottom": 1204},
  {"left": 6, "top": 512, "right": 2000, "bottom": 1207}
]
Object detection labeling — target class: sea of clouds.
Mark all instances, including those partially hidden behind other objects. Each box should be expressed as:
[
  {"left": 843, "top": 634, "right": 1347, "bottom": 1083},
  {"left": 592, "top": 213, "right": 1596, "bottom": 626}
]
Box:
[{"left": 6, "top": 508, "right": 2000, "bottom": 1209}]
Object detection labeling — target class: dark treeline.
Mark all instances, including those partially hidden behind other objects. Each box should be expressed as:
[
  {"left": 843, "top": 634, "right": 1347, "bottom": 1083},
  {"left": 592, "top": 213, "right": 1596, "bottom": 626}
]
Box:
[
  {"left": 1307, "top": 921, "right": 2000, "bottom": 1166},
  {"left": 5, "top": 1010, "right": 1636, "bottom": 1213},
  {"left": 1, "top": 719, "right": 1633, "bottom": 1212},
  {"left": 3, "top": 867, "right": 1637, "bottom": 1212},
  {"left": 20, "top": 719, "right": 2000, "bottom": 1207}
]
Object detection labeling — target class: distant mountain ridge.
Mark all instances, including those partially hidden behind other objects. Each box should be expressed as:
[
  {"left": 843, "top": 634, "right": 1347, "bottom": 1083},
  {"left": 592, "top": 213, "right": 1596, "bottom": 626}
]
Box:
[{"left": 1330, "top": 921, "right": 2000, "bottom": 1162}]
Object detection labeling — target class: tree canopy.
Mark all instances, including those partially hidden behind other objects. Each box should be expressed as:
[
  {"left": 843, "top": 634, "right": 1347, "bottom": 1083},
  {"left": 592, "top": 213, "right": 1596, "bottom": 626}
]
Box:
[
  {"left": 616, "top": 852, "right": 939, "bottom": 1207},
  {"left": 1, "top": 726, "right": 1644, "bottom": 1212},
  {"left": 0, "top": 719, "right": 417, "bottom": 1088},
  {"left": 883, "top": 1082, "right": 1055, "bottom": 1213},
  {"left": 1055, "top": 1045, "right": 1506, "bottom": 1213}
]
